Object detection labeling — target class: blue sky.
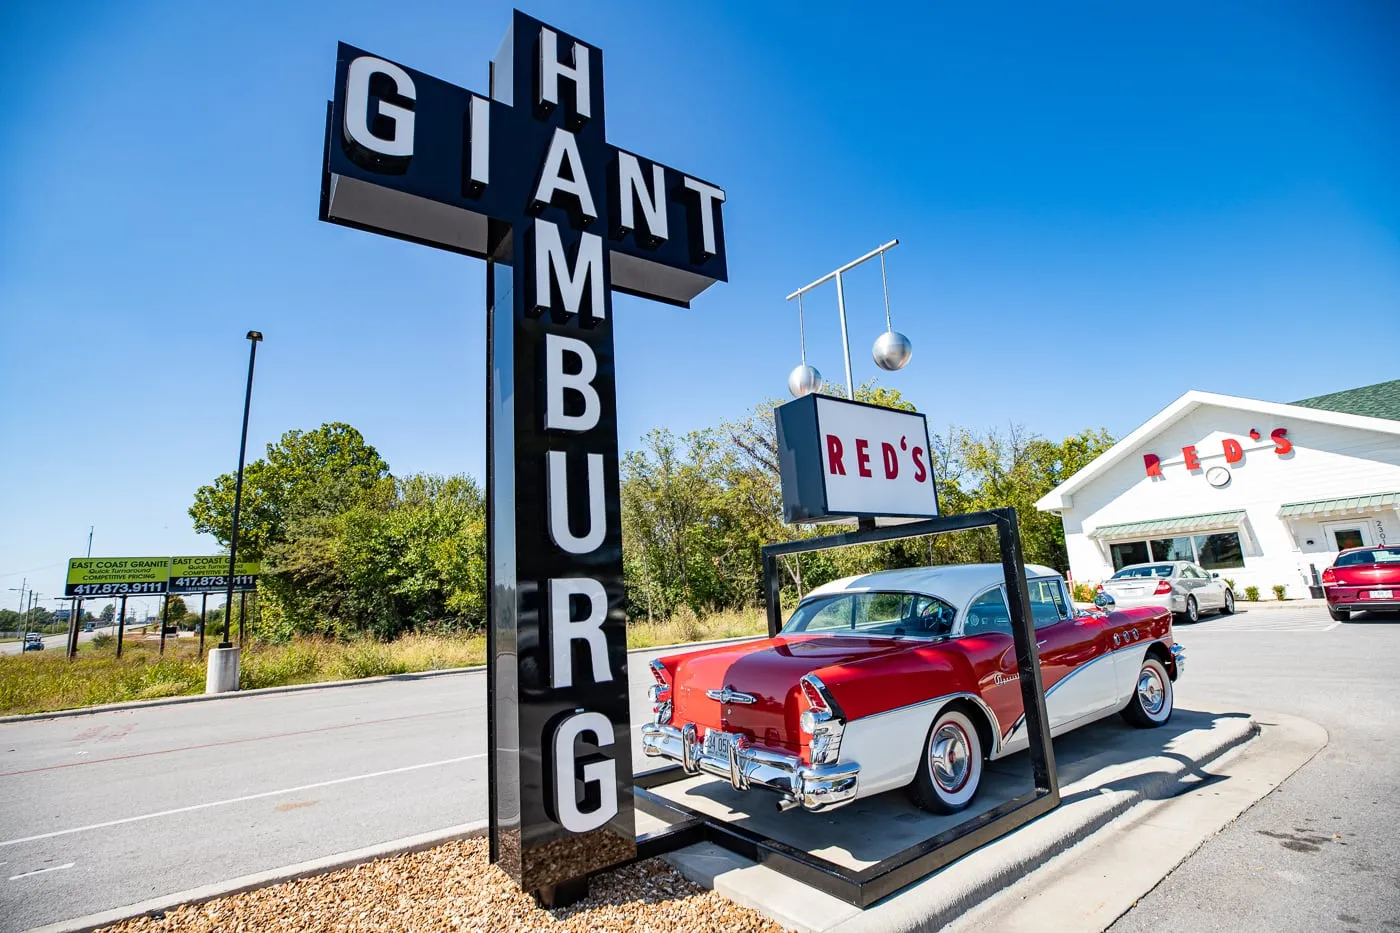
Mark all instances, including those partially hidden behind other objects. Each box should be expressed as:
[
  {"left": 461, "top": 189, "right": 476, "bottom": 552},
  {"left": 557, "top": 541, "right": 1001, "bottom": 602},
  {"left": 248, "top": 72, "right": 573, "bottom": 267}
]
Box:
[{"left": 2, "top": 0, "right": 1398, "bottom": 609}]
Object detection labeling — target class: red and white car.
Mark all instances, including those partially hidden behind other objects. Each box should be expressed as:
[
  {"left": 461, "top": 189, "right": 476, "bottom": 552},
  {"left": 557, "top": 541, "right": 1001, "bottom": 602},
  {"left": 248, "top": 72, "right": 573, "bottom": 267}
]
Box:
[
  {"left": 1322, "top": 545, "right": 1400, "bottom": 621},
  {"left": 642, "top": 563, "right": 1184, "bottom": 814}
]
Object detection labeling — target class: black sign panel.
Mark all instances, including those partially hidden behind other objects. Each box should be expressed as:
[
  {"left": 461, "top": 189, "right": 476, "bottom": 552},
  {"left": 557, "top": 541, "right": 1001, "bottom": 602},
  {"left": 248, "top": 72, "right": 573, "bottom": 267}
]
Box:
[{"left": 319, "top": 11, "right": 727, "bottom": 895}]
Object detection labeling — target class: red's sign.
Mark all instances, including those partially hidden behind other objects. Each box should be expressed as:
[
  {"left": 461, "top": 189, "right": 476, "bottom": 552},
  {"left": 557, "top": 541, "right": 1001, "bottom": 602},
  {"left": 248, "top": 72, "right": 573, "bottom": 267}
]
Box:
[{"left": 1145, "top": 427, "right": 1290, "bottom": 478}]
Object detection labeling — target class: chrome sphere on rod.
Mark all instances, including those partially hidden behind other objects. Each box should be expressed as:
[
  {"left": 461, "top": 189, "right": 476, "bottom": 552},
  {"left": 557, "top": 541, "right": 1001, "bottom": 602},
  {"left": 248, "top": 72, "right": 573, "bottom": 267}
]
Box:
[
  {"left": 872, "top": 330, "right": 912, "bottom": 371},
  {"left": 788, "top": 364, "right": 823, "bottom": 398}
]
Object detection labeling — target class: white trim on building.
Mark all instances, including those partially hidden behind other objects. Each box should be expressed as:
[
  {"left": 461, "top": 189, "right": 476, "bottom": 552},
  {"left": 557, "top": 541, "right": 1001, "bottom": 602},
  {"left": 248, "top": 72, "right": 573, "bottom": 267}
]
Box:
[{"left": 1036, "top": 390, "right": 1400, "bottom": 599}]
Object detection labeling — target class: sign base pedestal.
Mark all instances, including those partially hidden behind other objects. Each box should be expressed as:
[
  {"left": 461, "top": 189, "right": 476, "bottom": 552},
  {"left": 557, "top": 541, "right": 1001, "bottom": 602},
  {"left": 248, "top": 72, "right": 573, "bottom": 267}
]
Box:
[
  {"left": 533, "top": 878, "right": 590, "bottom": 909},
  {"left": 206, "top": 646, "right": 240, "bottom": 694}
]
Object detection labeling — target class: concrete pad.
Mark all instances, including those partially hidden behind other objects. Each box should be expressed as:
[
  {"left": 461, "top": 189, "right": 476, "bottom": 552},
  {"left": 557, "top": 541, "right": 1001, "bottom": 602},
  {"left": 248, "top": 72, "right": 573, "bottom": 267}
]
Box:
[{"left": 661, "top": 707, "right": 1267, "bottom": 933}]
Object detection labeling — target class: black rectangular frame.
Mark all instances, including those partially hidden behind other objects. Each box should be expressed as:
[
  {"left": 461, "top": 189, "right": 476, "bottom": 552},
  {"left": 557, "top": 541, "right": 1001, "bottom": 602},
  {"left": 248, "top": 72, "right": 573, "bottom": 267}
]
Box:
[{"left": 632, "top": 507, "right": 1060, "bottom": 907}]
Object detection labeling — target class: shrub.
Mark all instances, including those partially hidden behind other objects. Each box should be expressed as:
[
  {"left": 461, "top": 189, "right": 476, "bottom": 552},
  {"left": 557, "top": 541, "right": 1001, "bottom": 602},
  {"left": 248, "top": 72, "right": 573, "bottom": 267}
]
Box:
[
  {"left": 1244, "top": 586, "right": 1260, "bottom": 601},
  {"left": 333, "top": 642, "right": 409, "bottom": 680},
  {"left": 1223, "top": 578, "right": 1237, "bottom": 593},
  {"left": 91, "top": 633, "right": 114, "bottom": 649},
  {"left": 1071, "top": 581, "right": 1098, "bottom": 603},
  {"left": 1272, "top": 584, "right": 1287, "bottom": 601}
]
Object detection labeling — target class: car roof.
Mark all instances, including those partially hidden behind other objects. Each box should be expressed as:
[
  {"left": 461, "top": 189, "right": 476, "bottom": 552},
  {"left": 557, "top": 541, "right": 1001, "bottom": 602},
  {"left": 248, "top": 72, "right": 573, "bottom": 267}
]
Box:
[{"left": 804, "top": 563, "right": 1061, "bottom": 609}]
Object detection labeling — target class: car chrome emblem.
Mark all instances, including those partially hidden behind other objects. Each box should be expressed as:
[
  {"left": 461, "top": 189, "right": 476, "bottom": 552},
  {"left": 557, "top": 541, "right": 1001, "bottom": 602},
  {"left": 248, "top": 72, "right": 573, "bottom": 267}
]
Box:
[{"left": 706, "top": 686, "right": 757, "bottom": 705}]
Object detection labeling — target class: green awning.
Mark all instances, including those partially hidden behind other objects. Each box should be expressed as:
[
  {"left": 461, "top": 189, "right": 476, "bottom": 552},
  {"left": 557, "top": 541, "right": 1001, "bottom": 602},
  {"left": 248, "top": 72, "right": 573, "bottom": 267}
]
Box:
[
  {"left": 1278, "top": 492, "right": 1400, "bottom": 518},
  {"left": 1090, "top": 510, "right": 1246, "bottom": 539}
]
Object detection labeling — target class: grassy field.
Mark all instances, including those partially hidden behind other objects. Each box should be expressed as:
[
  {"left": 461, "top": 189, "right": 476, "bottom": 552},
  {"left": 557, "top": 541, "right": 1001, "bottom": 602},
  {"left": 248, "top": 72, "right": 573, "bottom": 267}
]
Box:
[{"left": 0, "top": 609, "right": 768, "bottom": 717}]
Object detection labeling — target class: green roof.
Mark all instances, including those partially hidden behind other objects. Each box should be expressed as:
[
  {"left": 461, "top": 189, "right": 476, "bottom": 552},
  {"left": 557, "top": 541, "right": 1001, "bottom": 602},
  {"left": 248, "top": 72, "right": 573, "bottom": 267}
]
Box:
[
  {"left": 1292, "top": 379, "right": 1400, "bottom": 421},
  {"left": 1090, "top": 510, "right": 1246, "bottom": 539},
  {"left": 1278, "top": 492, "right": 1400, "bottom": 518}
]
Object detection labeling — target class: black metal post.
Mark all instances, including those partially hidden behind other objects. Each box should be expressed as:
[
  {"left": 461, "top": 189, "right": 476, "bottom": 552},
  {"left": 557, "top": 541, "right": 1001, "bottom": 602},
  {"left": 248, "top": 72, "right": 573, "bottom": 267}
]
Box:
[
  {"left": 237, "top": 591, "right": 247, "bottom": 647},
  {"left": 198, "top": 593, "right": 207, "bottom": 657},
  {"left": 67, "top": 598, "right": 81, "bottom": 659},
  {"left": 159, "top": 594, "right": 170, "bottom": 655},
  {"left": 116, "top": 595, "right": 127, "bottom": 659},
  {"left": 223, "top": 331, "right": 262, "bottom": 649}
]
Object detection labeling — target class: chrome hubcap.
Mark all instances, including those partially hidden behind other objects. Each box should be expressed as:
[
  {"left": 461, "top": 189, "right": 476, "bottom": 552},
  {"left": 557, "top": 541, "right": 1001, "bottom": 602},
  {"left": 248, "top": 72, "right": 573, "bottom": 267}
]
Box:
[
  {"left": 930, "top": 723, "right": 971, "bottom": 792},
  {"left": 1137, "top": 668, "right": 1166, "bottom": 715},
  {"left": 1188, "top": 600, "right": 1197, "bottom": 621}
]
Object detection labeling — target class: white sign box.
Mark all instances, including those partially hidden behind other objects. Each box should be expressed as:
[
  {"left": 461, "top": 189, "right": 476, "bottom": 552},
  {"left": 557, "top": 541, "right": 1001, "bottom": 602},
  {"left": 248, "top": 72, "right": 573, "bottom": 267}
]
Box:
[{"left": 774, "top": 394, "right": 940, "bottom": 523}]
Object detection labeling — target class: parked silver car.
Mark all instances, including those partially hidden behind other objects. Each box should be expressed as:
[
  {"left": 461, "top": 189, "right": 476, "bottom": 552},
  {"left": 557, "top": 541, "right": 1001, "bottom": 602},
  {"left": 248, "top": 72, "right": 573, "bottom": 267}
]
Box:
[{"left": 1096, "top": 561, "right": 1234, "bottom": 623}]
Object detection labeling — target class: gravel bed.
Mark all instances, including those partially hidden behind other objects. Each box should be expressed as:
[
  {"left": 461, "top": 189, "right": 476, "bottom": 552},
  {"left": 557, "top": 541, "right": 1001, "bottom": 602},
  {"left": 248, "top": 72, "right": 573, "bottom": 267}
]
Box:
[{"left": 98, "top": 837, "right": 788, "bottom": 932}]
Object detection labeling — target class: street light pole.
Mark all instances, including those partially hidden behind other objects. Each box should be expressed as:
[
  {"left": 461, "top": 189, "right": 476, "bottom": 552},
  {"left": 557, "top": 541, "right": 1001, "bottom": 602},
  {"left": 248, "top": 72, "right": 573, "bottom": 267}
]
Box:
[{"left": 222, "top": 330, "right": 262, "bottom": 649}]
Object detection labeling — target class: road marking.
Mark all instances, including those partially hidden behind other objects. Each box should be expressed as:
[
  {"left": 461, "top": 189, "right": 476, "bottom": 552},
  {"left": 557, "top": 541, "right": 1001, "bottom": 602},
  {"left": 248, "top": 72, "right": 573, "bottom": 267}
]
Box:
[
  {"left": 0, "top": 709, "right": 458, "bottom": 778},
  {"left": 9, "top": 862, "right": 74, "bottom": 880},
  {"left": 1323, "top": 621, "right": 1341, "bottom": 632},
  {"left": 0, "top": 754, "right": 484, "bottom": 848}
]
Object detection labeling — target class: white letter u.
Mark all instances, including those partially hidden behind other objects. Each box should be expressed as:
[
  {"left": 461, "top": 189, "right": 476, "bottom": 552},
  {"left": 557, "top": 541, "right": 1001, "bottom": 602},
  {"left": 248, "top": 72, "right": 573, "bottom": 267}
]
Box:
[{"left": 548, "top": 450, "right": 606, "bottom": 554}]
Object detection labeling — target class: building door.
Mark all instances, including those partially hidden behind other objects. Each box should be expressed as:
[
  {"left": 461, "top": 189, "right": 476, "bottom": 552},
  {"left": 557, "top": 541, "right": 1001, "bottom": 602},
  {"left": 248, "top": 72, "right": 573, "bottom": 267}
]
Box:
[{"left": 1322, "top": 521, "right": 1370, "bottom": 552}]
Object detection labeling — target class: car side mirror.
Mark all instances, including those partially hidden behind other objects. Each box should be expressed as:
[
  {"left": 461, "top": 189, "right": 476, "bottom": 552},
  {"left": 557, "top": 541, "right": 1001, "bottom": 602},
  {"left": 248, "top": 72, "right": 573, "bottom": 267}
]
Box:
[
  {"left": 1211, "top": 572, "right": 1220, "bottom": 579},
  {"left": 1094, "top": 592, "right": 1115, "bottom": 607}
]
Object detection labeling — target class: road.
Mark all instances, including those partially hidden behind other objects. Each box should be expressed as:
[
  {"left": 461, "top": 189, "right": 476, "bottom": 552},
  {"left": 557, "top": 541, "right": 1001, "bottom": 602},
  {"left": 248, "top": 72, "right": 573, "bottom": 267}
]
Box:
[
  {"left": 0, "top": 625, "right": 118, "bottom": 657},
  {"left": 1, "top": 609, "right": 1397, "bottom": 932}
]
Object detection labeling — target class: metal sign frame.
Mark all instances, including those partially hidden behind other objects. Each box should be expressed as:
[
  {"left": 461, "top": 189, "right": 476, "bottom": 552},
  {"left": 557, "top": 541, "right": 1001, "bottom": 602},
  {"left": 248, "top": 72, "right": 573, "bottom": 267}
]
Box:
[{"left": 633, "top": 508, "right": 1060, "bottom": 907}]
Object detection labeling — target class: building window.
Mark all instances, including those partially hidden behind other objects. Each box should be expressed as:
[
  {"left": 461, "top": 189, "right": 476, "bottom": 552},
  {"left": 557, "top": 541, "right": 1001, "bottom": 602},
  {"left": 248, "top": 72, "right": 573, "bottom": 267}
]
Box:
[
  {"left": 1110, "top": 541, "right": 1149, "bottom": 570},
  {"left": 1109, "top": 530, "right": 1246, "bottom": 571},
  {"left": 1149, "top": 536, "right": 1195, "bottom": 562},
  {"left": 1193, "top": 532, "right": 1244, "bottom": 569}
]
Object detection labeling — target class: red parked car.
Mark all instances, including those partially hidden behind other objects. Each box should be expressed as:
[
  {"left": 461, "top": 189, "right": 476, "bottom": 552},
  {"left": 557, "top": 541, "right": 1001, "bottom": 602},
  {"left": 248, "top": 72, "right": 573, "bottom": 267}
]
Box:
[
  {"left": 642, "top": 563, "right": 1184, "bottom": 814},
  {"left": 1321, "top": 545, "right": 1400, "bottom": 621}
]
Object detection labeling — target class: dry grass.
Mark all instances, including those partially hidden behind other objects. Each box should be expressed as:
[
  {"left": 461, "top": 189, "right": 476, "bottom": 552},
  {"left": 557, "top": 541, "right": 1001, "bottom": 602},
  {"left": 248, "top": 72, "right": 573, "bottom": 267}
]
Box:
[{"left": 0, "top": 609, "right": 767, "bottom": 717}]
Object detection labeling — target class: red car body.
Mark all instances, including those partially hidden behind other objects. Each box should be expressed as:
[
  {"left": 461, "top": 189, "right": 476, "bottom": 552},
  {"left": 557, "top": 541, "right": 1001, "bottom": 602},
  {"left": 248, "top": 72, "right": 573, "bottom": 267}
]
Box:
[
  {"left": 642, "top": 563, "right": 1183, "bottom": 813},
  {"left": 1321, "top": 545, "right": 1400, "bottom": 620}
]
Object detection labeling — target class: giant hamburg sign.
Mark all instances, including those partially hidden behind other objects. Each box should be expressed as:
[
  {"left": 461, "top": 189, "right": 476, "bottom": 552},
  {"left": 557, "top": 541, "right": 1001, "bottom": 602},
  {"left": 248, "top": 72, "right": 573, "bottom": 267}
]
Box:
[{"left": 319, "top": 10, "right": 727, "bottom": 899}]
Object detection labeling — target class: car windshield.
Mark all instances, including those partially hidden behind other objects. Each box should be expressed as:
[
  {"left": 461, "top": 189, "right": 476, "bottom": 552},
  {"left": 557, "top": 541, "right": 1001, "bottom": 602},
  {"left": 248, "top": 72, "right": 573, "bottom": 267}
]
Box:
[
  {"left": 1112, "top": 564, "right": 1175, "bottom": 579},
  {"left": 782, "top": 591, "right": 957, "bottom": 638},
  {"left": 1336, "top": 547, "right": 1400, "bottom": 567}
]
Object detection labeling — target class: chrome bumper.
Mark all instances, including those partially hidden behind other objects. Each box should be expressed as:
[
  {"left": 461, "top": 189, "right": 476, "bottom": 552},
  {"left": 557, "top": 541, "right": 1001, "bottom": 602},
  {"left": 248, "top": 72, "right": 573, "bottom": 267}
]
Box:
[
  {"left": 640, "top": 721, "right": 860, "bottom": 812},
  {"left": 1170, "top": 643, "right": 1186, "bottom": 677}
]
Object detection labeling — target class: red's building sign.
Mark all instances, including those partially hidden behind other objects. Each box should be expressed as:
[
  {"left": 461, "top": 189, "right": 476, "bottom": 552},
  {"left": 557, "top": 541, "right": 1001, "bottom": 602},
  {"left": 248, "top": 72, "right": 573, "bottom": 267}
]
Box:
[{"left": 1145, "top": 428, "right": 1290, "bottom": 478}]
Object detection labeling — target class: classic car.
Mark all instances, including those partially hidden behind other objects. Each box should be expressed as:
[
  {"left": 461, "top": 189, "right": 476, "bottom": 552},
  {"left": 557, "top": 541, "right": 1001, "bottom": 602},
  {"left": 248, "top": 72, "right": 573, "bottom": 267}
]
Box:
[
  {"left": 1322, "top": 545, "right": 1400, "bottom": 621},
  {"left": 642, "top": 562, "right": 1183, "bottom": 815},
  {"left": 1096, "top": 560, "right": 1234, "bottom": 622}
]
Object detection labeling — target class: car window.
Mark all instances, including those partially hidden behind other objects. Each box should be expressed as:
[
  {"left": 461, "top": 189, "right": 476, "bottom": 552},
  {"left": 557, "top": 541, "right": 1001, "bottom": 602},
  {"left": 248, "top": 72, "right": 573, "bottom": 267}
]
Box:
[
  {"left": 1336, "top": 547, "right": 1400, "bottom": 567},
  {"left": 1026, "top": 577, "right": 1069, "bottom": 626},
  {"left": 1111, "top": 564, "right": 1175, "bottom": 579},
  {"left": 784, "top": 592, "right": 957, "bottom": 637},
  {"left": 963, "top": 587, "right": 1012, "bottom": 636}
]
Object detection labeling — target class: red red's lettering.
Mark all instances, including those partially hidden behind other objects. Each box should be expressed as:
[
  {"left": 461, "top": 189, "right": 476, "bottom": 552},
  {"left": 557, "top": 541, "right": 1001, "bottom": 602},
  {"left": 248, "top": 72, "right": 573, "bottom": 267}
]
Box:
[
  {"left": 912, "top": 445, "right": 927, "bottom": 483},
  {"left": 855, "top": 439, "right": 872, "bottom": 478},
  {"left": 1222, "top": 439, "right": 1243, "bottom": 463},
  {"left": 1182, "top": 445, "right": 1201, "bottom": 471},
  {"left": 1271, "top": 427, "right": 1291, "bottom": 456},
  {"left": 1144, "top": 453, "right": 1163, "bottom": 477},
  {"left": 826, "top": 434, "right": 846, "bottom": 475},
  {"left": 881, "top": 442, "right": 899, "bottom": 479}
]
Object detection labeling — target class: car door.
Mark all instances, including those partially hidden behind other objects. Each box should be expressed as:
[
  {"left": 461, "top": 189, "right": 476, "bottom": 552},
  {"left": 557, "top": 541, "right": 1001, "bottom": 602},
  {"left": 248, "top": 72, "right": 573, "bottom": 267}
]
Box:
[
  {"left": 1184, "top": 564, "right": 1219, "bottom": 608},
  {"left": 1028, "top": 578, "right": 1116, "bottom": 728}
]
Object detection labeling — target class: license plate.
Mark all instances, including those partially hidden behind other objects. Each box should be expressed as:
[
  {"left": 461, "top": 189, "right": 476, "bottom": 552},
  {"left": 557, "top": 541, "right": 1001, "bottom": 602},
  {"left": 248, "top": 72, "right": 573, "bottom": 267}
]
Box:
[
  {"left": 703, "top": 729, "right": 734, "bottom": 759},
  {"left": 1371, "top": 589, "right": 1393, "bottom": 600}
]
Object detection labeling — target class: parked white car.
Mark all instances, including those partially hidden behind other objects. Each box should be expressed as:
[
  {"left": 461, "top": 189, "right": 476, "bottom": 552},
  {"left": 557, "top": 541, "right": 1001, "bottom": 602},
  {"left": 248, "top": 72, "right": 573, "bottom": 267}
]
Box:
[{"left": 1097, "top": 561, "right": 1234, "bottom": 623}]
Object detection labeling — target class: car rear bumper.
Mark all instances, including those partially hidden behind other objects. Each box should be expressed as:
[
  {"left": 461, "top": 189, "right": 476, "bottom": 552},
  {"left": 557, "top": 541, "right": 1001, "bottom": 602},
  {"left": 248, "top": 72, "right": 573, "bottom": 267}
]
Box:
[
  {"left": 1328, "top": 599, "right": 1400, "bottom": 612},
  {"left": 641, "top": 721, "right": 860, "bottom": 812}
]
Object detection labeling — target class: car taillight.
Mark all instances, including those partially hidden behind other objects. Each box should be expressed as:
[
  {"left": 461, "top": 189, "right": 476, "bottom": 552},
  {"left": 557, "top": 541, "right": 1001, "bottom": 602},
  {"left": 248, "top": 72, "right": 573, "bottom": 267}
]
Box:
[
  {"left": 799, "top": 676, "right": 829, "bottom": 716},
  {"left": 797, "top": 675, "right": 843, "bottom": 765},
  {"left": 1096, "top": 583, "right": 1104, "bottom": 592},
  {"left": 648, "top": 660, "right": 672, "bottom": 723},
  {"left": 1321, "top": 568, "right": 1336, "bottom": 584},
  {"left": 1154, "top": 580, "right": 1173, "bottom": 595}
]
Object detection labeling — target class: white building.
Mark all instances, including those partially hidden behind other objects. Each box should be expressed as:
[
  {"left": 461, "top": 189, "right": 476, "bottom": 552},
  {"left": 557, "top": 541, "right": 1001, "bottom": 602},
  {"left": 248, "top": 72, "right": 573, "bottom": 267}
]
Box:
[{"left": 1036, "top": 380, "right": 1400, "bottom": 599}]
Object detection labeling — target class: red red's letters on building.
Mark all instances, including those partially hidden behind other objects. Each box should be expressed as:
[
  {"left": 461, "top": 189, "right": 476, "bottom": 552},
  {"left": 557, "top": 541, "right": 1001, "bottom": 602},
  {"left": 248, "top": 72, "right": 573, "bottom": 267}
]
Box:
[
  {"left": 1142, "top": 426, "right": 1292, "bottom": 478},
  {"left": 1271, "top": 428, "right": 1291, "bottom": 455},
  {"left": 1181, "top": 445, "right": 1201, "bottom": 471},
  {"left": 1144, "top": 453, "right": 1163, "bottom": 477},
  {"left": 1222, "top": 439, "right": 1243, "bottom": 463}
]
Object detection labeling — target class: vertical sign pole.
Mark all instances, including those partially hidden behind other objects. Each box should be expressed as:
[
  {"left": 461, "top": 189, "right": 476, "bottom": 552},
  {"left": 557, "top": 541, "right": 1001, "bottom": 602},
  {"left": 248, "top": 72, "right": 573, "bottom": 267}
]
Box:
[
  {"left": 199, "top": 593, "right": 208, "bottom": 657},
  {"left": 116, "top": 595, "right": 127, "bottom": 659},
  {"left": 834, "top": 270, "right": 855, "bottom": 400},
  {"left": 159, "top": 595, "right": 169, "bottom": 655},
  {"left": 237, "top": 592, "right": 247, "bottom": 648},
  {"left": 67, "top": 598, "right": 82, "bottom": 659}
]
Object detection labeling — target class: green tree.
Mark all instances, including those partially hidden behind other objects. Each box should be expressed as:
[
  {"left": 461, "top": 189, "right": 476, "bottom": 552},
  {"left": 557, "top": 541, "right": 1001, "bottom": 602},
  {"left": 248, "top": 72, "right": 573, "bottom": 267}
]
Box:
[
  {"left": 99, "top": 604, "right": 115, "bottom": 622},
  {"left": 189, "top": 423, "right": 391, "bottom": 559},
  {"left": 163, "top": 596, "right": 188, "bottom": 620}
]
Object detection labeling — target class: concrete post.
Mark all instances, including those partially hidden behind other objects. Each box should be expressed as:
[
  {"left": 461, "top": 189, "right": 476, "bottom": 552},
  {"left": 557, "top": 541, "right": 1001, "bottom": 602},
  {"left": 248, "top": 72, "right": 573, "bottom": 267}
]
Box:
[{"left": 205, "top": 646, "right": 240, "bottom": 694}]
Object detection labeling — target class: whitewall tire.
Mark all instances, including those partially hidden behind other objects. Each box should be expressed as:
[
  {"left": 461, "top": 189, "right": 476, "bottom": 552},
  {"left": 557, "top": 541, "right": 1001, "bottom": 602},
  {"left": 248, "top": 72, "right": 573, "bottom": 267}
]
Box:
[
  {"left": 910, "top": 708, "right": 984, "bottom": 813},
  {"left": 1121, "top": 656, "right": 1174, "bottom": 728}
]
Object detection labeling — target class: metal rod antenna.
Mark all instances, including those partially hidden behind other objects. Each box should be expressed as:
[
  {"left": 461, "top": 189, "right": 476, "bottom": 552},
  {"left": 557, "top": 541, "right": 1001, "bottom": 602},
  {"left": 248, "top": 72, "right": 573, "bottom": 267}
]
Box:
[
  {"left": 835, "top": 271, "right": 854, "bottom": 400},
  {"left": 785, "top": 239, "right": 899, "bottom": 301},
  {"left": 797, "top": 293, "right": 807, "bottom": 365},
  {"left": 879, "top": 250, "right": 892, "bottom": 331}
]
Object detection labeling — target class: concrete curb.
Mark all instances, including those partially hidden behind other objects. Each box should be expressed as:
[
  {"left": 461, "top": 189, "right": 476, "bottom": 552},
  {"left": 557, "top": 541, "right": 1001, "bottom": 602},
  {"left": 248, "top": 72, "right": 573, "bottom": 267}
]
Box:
[
  {"left": 665, "top": 713, "right": 1263, "bottom": 933},
  {"left": 23, "top": 820, "right": 490, "bottom": 933},
  {"left": 0, "top": 633, "right": 763, "bottom": 725}
]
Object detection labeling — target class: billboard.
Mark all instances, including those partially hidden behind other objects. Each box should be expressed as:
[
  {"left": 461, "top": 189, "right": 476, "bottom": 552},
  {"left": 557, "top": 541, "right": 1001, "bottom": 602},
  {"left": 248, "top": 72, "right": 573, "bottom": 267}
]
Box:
[
  {"left": 65, "top": 558, "right": 171, "bottom": 596},
  {"left": 169, "top": 556, "right": 260, "bottom": 594}
]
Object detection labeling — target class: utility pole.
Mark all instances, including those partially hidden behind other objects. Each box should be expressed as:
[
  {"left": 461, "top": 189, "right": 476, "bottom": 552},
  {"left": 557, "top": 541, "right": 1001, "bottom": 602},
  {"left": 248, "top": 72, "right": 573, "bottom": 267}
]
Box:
[{"left": 87, "top": 526, "right": 93, "bottom": 558}]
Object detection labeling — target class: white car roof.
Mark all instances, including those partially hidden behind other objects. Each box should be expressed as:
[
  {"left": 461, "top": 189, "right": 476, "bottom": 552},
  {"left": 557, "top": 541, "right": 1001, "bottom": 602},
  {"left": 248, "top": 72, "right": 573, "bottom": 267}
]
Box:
[{"left": 804, "top": 563, "right": 1061, "bottom": 610}]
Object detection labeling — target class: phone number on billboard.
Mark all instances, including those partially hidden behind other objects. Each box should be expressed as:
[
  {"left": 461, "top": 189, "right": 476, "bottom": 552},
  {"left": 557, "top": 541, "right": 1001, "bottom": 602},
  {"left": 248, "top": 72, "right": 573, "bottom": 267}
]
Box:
[
  {"left": 172, "top": 576, "right": 257, "bottom": 590},
  {"left": 68, "top": 582, "right": 167, "bottom": 595}
]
